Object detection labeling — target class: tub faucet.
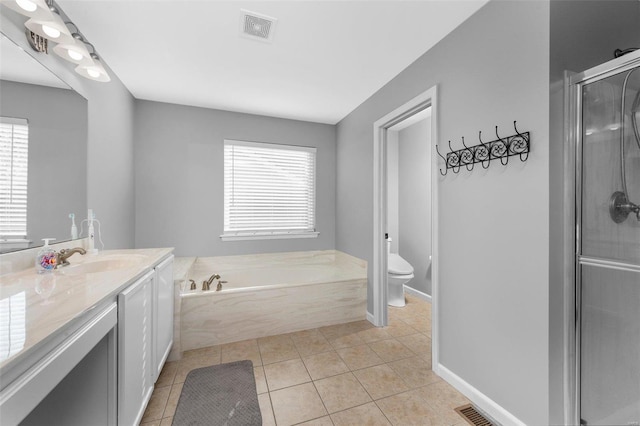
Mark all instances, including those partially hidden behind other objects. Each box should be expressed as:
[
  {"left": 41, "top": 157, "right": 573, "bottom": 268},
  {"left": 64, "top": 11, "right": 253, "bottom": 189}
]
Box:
[
  {"left": 55, "top": 247, "right": 86, "bottom": 268},
  {"left": 202, "top": 274, "right": 220, "bottom": 291}
]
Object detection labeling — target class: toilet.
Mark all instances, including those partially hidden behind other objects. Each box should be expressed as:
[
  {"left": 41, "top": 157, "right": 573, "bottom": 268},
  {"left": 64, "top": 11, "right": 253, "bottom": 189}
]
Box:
[{"left": 387, "top": 239, "right": 414, "bottom": 307}]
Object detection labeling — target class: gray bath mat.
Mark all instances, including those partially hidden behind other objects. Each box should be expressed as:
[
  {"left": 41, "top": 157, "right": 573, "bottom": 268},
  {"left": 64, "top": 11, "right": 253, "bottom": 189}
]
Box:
[{"left": 172, "top": 360, "right": 262, "bottom": 426}]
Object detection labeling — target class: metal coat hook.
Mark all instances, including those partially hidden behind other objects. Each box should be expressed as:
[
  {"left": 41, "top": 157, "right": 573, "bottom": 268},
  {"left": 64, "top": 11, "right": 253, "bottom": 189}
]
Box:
[
  {"left": 495, "top": 125, "right": 509, "bottom": 166},
  {"left": 513, "top": 120, "right": 529, "bottom": 162},
  {"left": 438, "top": 121, "right": 530, "bottom": 175},
  {"left": 448, "top": 141, "right": 460, "bottom": 173},
  {"left": 435, "top": 144, "right": 447, "bottom": 176},
  {"left": 477, "top": 131, "right": 490, "bottom": 169},
  {"left": 460, "top": 136, "right": 474, "bottom": 171}
]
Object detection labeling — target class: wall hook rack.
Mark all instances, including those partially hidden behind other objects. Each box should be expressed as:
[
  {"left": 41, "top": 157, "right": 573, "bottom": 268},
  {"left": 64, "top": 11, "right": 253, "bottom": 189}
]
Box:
[{"left": 436, "top": 121, "right": 530, "bottom": 174}]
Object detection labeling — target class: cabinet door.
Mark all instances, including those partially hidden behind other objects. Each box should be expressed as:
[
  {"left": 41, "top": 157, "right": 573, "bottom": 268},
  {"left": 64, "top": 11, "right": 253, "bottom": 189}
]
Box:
[
  {"left": 118, "top": 271, "right": 154, "bottom": 426},
  {"left": 153, "top": 255, "right": 174, "bottom": 381}
]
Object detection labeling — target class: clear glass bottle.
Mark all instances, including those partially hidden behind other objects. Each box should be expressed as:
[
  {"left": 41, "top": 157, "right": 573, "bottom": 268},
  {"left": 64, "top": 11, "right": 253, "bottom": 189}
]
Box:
[{"left": 35, "top": 238, "right": 57, "bottom": 273}]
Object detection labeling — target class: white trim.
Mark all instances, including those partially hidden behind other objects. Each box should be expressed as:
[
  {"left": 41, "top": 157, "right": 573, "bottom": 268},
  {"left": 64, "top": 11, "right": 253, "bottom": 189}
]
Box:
[
  {"left": 224, "top": 138, "right": 317, "bottom": 154},
  {"left": 220, "top": 231, "right": 319, "bottom": 241},
  {"left": 372, "top": 85, "right": 439, "bottom": 370},
  {"left": 438, "top": 363, "right": 526, "bottom": 426},
  {"left": 403, "top": 285, "right": 431, "bottom": 302},
  {"left": 366, "top": 311, "right": 375, "bottom": 325}
]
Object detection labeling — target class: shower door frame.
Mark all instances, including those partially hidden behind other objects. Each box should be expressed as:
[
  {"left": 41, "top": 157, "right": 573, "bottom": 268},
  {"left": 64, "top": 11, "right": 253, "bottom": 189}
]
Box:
[{"left": 565, "top": 50, "right": 640, "bottom": 426}]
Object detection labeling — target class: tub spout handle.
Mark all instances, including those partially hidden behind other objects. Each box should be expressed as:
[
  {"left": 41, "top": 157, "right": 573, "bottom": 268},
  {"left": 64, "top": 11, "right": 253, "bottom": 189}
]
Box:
[
  {"left": 216, "top": 280, "right": 227, "bottom": 292},
  {"left": 189, "top": 279, "right": 196, "bottom": 291}
]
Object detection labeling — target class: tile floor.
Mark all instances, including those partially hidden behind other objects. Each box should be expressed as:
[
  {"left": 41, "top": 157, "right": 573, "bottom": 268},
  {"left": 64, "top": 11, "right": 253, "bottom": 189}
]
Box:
[{"left": 140, "top": 295, "right": 471, "bottom": 426}]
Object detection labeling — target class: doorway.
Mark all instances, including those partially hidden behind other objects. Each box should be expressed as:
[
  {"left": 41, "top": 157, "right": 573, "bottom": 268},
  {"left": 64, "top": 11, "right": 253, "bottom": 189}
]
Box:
[{"left": 372, "top": 86, "right": 439, "bottom": 371}]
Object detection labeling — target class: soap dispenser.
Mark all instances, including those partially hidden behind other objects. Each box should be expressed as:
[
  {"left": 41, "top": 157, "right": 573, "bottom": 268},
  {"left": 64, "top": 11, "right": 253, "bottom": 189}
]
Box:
[{"left": 36, "top": 238, "right": 57, "bottom": 273}]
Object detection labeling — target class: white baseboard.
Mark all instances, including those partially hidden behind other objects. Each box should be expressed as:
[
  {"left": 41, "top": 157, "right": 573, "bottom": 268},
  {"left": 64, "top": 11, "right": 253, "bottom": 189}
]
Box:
[
  {"left": 366, "top": 311, "right": 375, "bottom": 325},
  {"left": 403, "top": 285, "right": 432, "bottom": 302},
  {"left": 437, "top": 364, "right": 525, "bottom": 426}
]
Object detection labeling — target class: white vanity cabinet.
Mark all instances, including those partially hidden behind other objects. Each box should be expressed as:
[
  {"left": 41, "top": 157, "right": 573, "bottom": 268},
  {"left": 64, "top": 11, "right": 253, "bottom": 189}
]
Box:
[
  {"left": 153, "top": 255, "right": 174, "bottom": 381},
  {"left": 118, "top": 255, "right": 174, "bottom": 426},
  {"left": 118, "top": 270, "right": 154, "bottom": 426}
]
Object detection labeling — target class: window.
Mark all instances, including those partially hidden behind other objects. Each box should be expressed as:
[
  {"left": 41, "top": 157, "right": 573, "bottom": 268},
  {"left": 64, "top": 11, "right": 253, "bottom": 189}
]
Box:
[
  {"left": 223, "top": 139, "right": 318, "bottom": 240},
  {"left": 0, "top": 118, "right": 28, "bottom": 240}
]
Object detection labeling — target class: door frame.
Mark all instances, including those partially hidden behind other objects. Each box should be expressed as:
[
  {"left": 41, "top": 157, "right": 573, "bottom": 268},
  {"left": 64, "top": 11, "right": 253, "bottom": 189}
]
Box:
[{"left": 372, "top": 85, "right": 439, "bottom": 370}]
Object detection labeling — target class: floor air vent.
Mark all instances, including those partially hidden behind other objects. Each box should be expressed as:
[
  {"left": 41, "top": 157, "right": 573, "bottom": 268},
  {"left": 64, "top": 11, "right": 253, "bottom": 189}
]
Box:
[{"left": 455, "top": 404, "right": 494, "bottom": 426}]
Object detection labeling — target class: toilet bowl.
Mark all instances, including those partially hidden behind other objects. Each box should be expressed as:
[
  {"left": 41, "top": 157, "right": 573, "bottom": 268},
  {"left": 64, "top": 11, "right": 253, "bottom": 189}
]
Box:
[{"left": 387, "top": 239, "right": 414, "bottom": 307}]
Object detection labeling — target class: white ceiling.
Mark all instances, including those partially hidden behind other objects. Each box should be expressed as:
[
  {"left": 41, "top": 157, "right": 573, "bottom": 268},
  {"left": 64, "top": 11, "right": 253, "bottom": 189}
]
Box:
[{"left": 57, "top": 1, "right": 487, "bottom": 124}]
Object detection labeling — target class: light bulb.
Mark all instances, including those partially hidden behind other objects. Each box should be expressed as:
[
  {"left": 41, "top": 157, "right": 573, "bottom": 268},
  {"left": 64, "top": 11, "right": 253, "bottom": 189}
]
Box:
[
  {"left": 87, "top": 68, "right": 101, "bottom": 78},
  {"left": 16, "top": 0, "right": 37, "bottom": 12},
  {"left": 67, "top": 49, "right": 83, "bottom": 61},
  {"left": 42, "top": 25, "right": 61, "bottom": 39}
]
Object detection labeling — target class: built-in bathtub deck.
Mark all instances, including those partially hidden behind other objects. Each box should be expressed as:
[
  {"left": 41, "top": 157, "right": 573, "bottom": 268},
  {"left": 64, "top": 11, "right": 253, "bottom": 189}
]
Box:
[{"left": 173, "top": 250, "right": 367, "bottom": 355}]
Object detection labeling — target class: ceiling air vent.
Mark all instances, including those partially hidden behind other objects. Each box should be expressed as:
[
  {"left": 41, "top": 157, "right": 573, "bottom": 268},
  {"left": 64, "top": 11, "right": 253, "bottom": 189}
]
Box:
[{"left": 240, "top": 10, "right": 277, "bottom": 43}]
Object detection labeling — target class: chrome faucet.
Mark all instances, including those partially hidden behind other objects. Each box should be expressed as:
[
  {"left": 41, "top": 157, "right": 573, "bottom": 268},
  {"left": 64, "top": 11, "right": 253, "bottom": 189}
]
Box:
[
  {"left": 55, "top": 247, "right": 86, "bottom": 268},
  {"left": 202, "top": 274, "right": 220, "bottom": 291}
]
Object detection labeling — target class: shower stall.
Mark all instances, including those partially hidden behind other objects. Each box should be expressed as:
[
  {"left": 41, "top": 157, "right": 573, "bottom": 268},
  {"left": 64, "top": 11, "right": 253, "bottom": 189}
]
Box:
[{"left": 570, "top": 51, "right": 640, "bottom": 425}]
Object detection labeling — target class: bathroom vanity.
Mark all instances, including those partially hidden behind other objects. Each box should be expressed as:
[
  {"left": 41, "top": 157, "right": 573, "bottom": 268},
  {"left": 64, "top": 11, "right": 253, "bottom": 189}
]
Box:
[{"left": 0, "top": 248, "right": 174, "bottom": 426}]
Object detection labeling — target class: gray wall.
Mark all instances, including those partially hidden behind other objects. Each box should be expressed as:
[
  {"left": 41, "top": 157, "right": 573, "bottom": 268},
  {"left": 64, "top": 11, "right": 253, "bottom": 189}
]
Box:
[
  {"left": 133, "top": 100, "right": 336, "bottom": 257},
  {"left": 398, "top": 118, "right": 431, "bottom": 296},
  {"left": 0, "top": 80, "right": 87, "bottom": 247},
  {"left": 336, "top": 1, "right": 550, "bottom": 423},
  {"left": 1, "top": 10, "right": 136, "bottom": 250},
  {"left": 548, "top": 1, "right": 640, "bottom": 423}
]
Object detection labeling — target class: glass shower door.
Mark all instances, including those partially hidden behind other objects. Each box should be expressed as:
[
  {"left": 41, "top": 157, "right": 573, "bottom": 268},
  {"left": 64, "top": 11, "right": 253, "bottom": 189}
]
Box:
[{"left": 578, "top": 63, "right": 640, "bottom": 425}]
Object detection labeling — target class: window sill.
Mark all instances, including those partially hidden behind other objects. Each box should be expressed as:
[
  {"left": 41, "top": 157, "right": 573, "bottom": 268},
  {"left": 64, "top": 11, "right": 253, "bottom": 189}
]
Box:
[{"left": 220, "top": 232, "right": 319, "bottom": 241}]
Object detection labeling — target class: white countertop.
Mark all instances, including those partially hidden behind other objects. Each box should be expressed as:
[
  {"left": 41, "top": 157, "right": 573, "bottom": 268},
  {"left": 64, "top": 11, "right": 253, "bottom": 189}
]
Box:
[{"left": 0, "top": 248, "right": 173, "bottom": 374}]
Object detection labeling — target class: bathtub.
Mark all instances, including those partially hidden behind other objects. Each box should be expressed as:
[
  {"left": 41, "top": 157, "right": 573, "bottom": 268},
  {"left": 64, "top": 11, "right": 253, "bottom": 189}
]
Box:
[{"left": 174, "top": 250, "right": 367, "bottom": 354}]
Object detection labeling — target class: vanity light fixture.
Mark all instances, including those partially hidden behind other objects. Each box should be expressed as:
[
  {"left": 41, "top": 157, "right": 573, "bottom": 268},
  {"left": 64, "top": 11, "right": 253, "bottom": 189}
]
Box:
[
  {"left": 1, "top": 0, "right": 49, "bottom": 18},
  {"left": 0, "top": 0, "right": 111, "bottom": 82},
  {"left": 24, "top": 9, "right": 74, "bottom": 44},
  {"left": 75, "top": 54, "right": 110, "bottom": 82}
]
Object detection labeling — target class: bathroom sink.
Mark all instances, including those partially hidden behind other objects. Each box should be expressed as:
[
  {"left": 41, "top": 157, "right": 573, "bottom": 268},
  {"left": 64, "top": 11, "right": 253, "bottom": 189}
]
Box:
[{"left": 59, "top": 255, "right": 146, "bottom": 275}]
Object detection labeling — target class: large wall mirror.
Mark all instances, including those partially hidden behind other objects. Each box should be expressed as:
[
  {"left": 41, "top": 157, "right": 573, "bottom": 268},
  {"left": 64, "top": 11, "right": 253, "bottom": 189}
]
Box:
[{"left": 0, "top": 32, "right": 88, "bottom": 254}]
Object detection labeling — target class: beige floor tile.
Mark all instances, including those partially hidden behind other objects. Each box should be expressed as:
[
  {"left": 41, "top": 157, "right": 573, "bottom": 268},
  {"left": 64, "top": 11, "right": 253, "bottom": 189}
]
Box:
[
  {"left": 357, "top": 327, "right": 392, "bottom": 343},
  {"left": 159, "top": 417, "right": 173, "bottom": 426},
  {"left": 383, "top": 320, "right": 418, "bottom": 338},
  {"left": 319, "top": 323, "right": 354, "bottom": 340},
  {"left": 376, "top": 389, "right": 438, "bottom": 426},
  {"left": 254, "top": 366, "right": 268, "bottom": 394},
  {"left": 293, "top": 333, "right": 334, "bottom": 357},
  {"left": 258, "top": 334, "right": 294, "bottom": 349},
  {"left": 260, "top": 345, "right": 300, "bottom": 365},
  {"left": 221, "top": 338, "right": 259, "bottom": 352},
  {"left": 220, "top": 347, "right": 262, "bottom": 366},
  {"left": 140, "top": 420, "right": 161, "bottom": 426},
  {"left": 328, "top": 332, "right": 366, "bottom": 349},
  {"left": 140, "top": 385, "right": 170, "bottom": 423},
  {"left": 155, "top": 361, "right": 178, "bottom": 388},
  {"left": 353, "top": 364, "right": 409, "bottom": 400},
  {"left": 270, "top": 382, "right": 328, "bottom": 426},
  {"left": 414, "top": 381, "right": 470, "bottom": 410},
  {"left": 330, "top": 402, "right": 391, "bottom": 426},
  {"left": 162, "top": 382, "right": 183, "bottom": 418},
  {"left": 302, "top": 351, "right": 350, "bottom": 380},
  {"left": 258, "top": 393, "right": 276, "bottom": 426},
  {"left": 368, "top": 339, "right": 415, "bottom": 362},
  {"left": 296, "top": 415, "right": 335, "bottom": 425},
  {"left": 174, "top": 355, "right": 221, "bottom": 383},
  {"left": 336, "top": 344, "right": 385, "bottom": 371},
  {"left": 387, "top": 356, "right": 440, "bottom": 389},
  {"left": 315, "top": 372, "right": 372, "bottom": 413},
  {"left": 264, "top": 358, "right": 311, "bottom": 390},
  {"left": 182, "top": 344, "right": 221, "bottom": 360},
  {"left": 396, "top": 333, "right": 431, "bottom": 356}
]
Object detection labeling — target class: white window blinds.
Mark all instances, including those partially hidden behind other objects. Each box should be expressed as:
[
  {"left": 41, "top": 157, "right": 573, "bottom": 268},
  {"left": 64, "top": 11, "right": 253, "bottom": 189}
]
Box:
[
  {"left": 223, "top": 140, "right": 317, "bottom": 239},
  {"left": 0, "top": 118, "right": 28, "bottom": 239}
]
